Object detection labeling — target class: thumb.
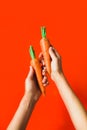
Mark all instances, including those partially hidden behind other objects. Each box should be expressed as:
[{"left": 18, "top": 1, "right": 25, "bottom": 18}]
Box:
[
  {"left": 27, "top": 66, "right": 34, "bottom": 79},
  {"left": 49, "top": 47, "right": 57, "bottom": 60}
]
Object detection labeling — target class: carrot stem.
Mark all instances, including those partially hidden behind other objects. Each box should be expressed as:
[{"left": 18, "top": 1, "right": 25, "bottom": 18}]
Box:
[
  {"left": 29, "top": 45, "right": 36, "bottom": 59},
  {"left": 41, "top": 26, "right": 46, "bottom": 38}
]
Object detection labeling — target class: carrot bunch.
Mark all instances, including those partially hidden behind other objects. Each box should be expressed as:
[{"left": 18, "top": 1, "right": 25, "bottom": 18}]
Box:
[
  {"left": 29, "top": 46, "right": 45, "bottom": 95},
  {"left": 29, "top": 27, "right": 51, "bottom": 95},
  {"left": 40, "top": 27, "right": 51, "bottom": 75}
]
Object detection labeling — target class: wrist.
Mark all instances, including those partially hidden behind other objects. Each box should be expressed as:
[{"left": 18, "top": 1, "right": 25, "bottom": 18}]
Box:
[
  {"left": 24, "top": 92, "right": 37, "bottom": 104},
  {"left": 53, "top": 71, "right": 66, "bottom": 86},
  {"left": 20, "top": 92, "right": 36, "bottom": 110},
  {"left": 51, "top": 71, "right": 64, "bottom": 82}
]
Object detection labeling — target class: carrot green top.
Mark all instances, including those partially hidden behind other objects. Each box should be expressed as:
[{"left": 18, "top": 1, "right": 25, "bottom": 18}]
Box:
[
  {"left": 29, "top": 45, "right": 36, "bottom": 59},
  {"left": 41, "top": 26, "right": 46, "bottom": 38}
]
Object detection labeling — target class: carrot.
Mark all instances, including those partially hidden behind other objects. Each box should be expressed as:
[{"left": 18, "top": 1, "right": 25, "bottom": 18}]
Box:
[
  {"left": 40, "top": 27, "right": 51, "bottom": 75},
  {"left": 29, "top": 45, "right": 45, "bottom": 95}
]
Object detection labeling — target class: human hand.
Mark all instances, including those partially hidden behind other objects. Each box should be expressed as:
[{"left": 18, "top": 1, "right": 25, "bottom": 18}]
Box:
[
  {"left": 49, "top": 46, "right": 63, "bottom": 81},
  {"left": 25, "top": 56, "right": 48, "bottom": 102}
]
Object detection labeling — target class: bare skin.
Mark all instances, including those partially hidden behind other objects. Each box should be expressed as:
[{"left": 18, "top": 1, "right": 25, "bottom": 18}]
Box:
[
  {"left": 49, "top": 47, "right": 87, "bottom": 130},
  {"left": 7, "top": 58, "right": 48, "bottom": 130},
  {"left": 7, "top": 47, "right": 87, "bottom": 130}
]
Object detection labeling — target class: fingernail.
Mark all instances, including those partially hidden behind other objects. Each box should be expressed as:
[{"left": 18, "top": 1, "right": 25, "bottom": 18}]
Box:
[
  {"left": 49, "top": 47, "right": 53, "bottom": 53},
  {"left": 42, "top": 71, "right": 45, "bottom": 76},
  {"left": 50, "top": 46, "right": 53, "bottom": 49}
]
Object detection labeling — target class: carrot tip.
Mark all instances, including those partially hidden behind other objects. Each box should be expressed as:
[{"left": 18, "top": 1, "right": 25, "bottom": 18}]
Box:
[
  {"left": 41, "top": 26, "right": 46, "bottom": 38},
  {"left": 42, "top": 91, "right": 46, "bottom": 96}
]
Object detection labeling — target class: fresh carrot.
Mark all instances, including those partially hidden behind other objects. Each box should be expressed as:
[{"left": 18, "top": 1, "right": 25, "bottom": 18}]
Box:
[
  {"left": 29, "top": 45, "right": 45, "bottom": 95},
  {"left": 40, "top": 27, "right": 51, "bottom": 75}
]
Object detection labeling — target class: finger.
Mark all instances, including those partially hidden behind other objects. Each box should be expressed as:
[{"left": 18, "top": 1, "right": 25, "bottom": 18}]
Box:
[
  {"left": 27, "top": 66, "right": 34, "bottom": 79},
  {"left": 39, "top": 52, "right": 44, "bottom": 60},
  {"left": 42, "top": 66, "right": 47, "bottom": 76},
  {"left": 49, "top": 47, "right": 57, "bottom": 60},
  {"left": 52, "top": 47, "right": 60, "bottom": 58},
  {"left": 43, "top": 81, "right": 49, "bottom": 86},
  {"left": 42, "top": 67, "right": 47, "bottom": 72},
  {"left": 41, "top": 59, "right": 45, "bottom": 66},
  {"left": 49, "top": 46, "right": 61, "bottom": 59},
  {"left": 42, "top": 76, "right": 48, "bottom": 84},
  {"left": 42, "top": 70, "right": 46, "bottom": 76},
  {"left": 43, "top": 66, "right": 47, "bottom": 71}
]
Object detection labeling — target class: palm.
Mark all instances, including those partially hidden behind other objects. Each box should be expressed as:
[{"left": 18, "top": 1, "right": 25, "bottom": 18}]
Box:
[{"left": 25, "top": 67, "right": 41, "bottom": 101}]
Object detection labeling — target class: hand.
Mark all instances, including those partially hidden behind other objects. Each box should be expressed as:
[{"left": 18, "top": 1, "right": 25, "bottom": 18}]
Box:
[
  {"left": 25, "top": 56, "right": 48, "bottom": 102},
  {"left": 49, "top": 46, "right": 63, "bottom": 81}
]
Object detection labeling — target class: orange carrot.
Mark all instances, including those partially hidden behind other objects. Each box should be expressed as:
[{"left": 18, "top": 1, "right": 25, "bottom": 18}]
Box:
[
  {"left": 29, "top": 45, "right": 45, "bottom": 95},
  {"left": 40, "top": 27, "right": 51, "bottom": 75}
]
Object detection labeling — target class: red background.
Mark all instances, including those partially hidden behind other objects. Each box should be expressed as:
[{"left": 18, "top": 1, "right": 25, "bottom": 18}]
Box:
[{"left": 0, "top": 0, "right": 87, "bottom": 130}]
